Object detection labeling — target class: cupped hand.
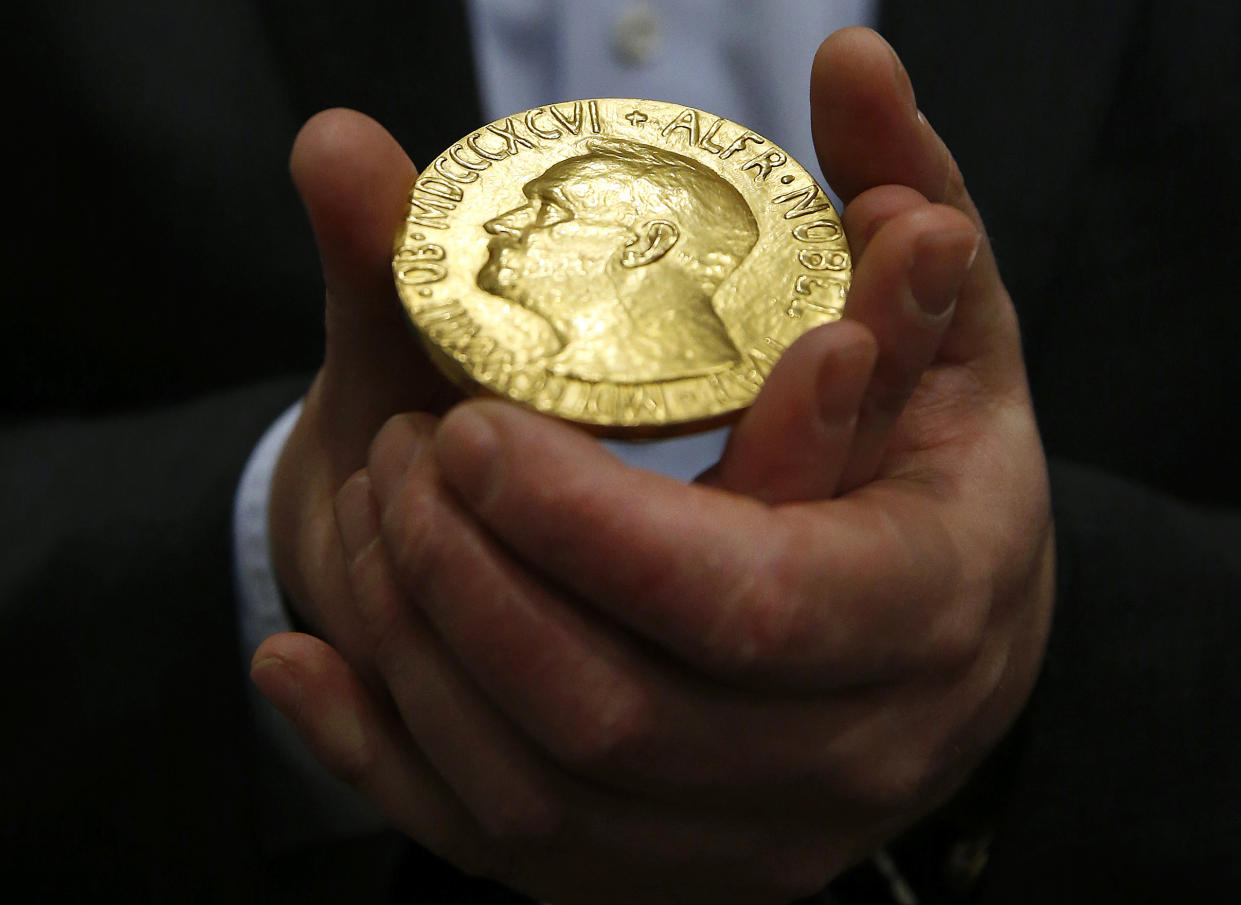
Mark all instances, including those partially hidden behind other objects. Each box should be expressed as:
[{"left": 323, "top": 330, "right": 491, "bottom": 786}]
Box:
[{"left": 254, "top": 27, "right": 1054, "bottom": 905}]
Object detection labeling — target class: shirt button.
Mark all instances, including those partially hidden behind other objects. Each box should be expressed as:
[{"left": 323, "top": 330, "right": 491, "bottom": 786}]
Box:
[{"left": 611, "top": 3, "right": 661, "bottom": 67}]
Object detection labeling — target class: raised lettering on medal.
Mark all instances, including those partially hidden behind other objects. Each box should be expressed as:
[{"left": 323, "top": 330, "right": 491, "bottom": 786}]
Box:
[
  {"left": 486, "top": 118, "right": 535, "bottom": 156},
  {"left": 393, "top": 99, "right": 850, "bottom": 435},
  {"left": 772, "top": 184, "right": 835, "bottom": 219}
]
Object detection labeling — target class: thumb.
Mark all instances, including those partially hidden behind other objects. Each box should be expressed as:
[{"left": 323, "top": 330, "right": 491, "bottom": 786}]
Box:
[{"left": 290, "top": 108, "right": 452, "bottom": 477}]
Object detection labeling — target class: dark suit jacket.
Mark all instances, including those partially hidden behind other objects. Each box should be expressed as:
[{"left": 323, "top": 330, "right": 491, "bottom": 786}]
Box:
[{"left": 4, "top": 1, "right": 1239, "bottom": 901}]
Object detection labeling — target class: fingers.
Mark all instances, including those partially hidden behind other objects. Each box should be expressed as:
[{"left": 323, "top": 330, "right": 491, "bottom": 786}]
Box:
[
  {"left": 811, "top": 29, "right": 954, "bottom": 210},
  {"left": 363, "top": 415, "right": 662, "bottom": 775},
  {"left": 263, "top": 628, "right": 845, "bottom": 904},
  {"left": 335, "top": 472, "right": 566, "bottom": 842},
  {"left": 327, "top": 448, "right": 860, "bottom": 902},
  {"left": 711, "top": 188, "right": 979, "bottom": 503},
  {"left": 249, "top": 632, "right": 485, "bottom": 867},
  {"left": 290, "top": 109, "right": 452, "bottom": 477},
  {"left": 811, "top": 28, "right": 1023, "bottom": 387},
  {"left": 348, "top": 417, "right": 990, "bottom": 824},
  {"left": 431, "top": 402, "right": 784, "bottom": 677},
  {"left": 837, "top": 202, "right": 980, "bottom": 489},
  {"left": 360, "top": 417, "right": 880, "bottom": 793},
  {"left": 840, "top": 184, "right": 929, "bottom": 258},
  {"left": 707, "top": 320, "right": 877, "bottom": 504},
  {"left": 428, "top": 400, "right": 960, "bottom": 686}
]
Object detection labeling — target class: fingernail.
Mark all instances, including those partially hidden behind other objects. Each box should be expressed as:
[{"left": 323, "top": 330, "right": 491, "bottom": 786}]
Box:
[
  {"left": 436, "top": 405, "right": 501, "bottom": 510},
  {"left": 334, "top": 474, "right": 377, "bottom": 559},
  {"left": 910, "top": 229, "right": 981, "bottom": 318},
  {"left": 251, "top": 657, "right": 301, "bottom": 718}
]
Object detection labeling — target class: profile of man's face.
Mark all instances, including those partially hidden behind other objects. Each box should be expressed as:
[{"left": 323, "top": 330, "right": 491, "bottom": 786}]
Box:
[
  {"left": 473, "top": 141, "right": 759, "bottom": 382},
  {"left": 476, "top": 158, "right": 638, "bottom": 315}
]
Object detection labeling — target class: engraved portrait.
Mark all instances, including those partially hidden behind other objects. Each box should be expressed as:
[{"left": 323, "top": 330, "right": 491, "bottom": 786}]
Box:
[{"left": 476, "top": 137, "right": 760, "bottom": 382}]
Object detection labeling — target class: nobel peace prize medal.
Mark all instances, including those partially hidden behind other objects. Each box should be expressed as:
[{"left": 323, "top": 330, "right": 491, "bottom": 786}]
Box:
[{"left": 393, "top": 99, "right": 850, "bottom": 436}]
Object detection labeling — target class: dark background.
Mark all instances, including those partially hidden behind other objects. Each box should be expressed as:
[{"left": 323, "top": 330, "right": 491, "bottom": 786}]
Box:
[{"left": 3, "top": 1, "right": 1239, "bottom": 901}]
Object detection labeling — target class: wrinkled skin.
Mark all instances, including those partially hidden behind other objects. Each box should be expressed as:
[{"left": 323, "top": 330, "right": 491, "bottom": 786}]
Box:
[{"left": 255, "top": 28, "right": 1053, "bottom": 905}]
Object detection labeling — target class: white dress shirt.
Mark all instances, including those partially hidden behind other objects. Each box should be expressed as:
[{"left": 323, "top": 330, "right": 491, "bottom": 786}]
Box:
[{"left": 469, "top": 0, "right": 877, "bottom": 193}]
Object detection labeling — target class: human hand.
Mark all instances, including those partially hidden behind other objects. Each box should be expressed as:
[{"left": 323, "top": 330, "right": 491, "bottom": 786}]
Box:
[
  {"left": 254, "top": 27, "right": 1054, "bottom": 904},
  {"left": 265, "top": 109, "right": 461, "bottom": 673}
]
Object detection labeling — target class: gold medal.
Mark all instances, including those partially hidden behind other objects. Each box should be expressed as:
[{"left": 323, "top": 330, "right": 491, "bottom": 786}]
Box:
[{"left": 393, "top": 99, "right": 849, "bottom": 436}]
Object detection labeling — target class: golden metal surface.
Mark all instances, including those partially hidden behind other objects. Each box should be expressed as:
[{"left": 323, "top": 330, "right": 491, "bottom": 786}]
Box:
[{"left": 393, "top": 99, "right": 850, "bottom": 436}]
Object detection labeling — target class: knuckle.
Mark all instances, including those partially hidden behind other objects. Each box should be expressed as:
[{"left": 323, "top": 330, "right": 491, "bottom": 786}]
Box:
[
  {"left": 342, "top": 539, "right": 398, "bottom": 639},
  {"left": 701, "top": 552, "right": 803, "bottom": 677},
  {"left": 381, "top": 486, "right": 438, "bottom": 587},
  {"left": 340, "top": 514, "right": 424, "bottom": 646},
  {"left": 555, "top": 682, "right": 655, "bottom": 771}
]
